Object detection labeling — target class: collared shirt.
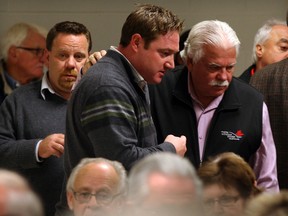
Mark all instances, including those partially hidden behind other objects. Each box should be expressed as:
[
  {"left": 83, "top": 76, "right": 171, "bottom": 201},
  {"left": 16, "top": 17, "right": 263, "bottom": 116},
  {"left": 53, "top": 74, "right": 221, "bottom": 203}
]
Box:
[
  {"left": 110, "top": 46, "right": 150, "bottom": 104},
  {"left": 188, "top": 73, "right": 279, "bottom": 192},
  {"left": 110, "top": 46, "right": 147, "bottom": 91},
  {"left": 40, "top": 71, "right": 56, "bottom": 100},
  {"left": 73, "top": 47, "right": 148, "bottom": 94},
  {"left": 3, "top": 69, "right": 20, "bottom": 90}
]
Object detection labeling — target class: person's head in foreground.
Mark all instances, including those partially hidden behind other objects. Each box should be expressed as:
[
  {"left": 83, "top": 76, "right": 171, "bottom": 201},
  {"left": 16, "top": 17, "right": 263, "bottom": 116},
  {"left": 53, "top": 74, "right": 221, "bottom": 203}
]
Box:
[
  {"left": 245, "top": 190, "right": 288, "bottom": 216},
  {"left": 66, "top": 158, "right": 127, "bottom": 216},
  {"left": 125, "top": 152, "right": 204, "bottom": 216},
  {"left": 0, "top": 169, "right": 44, "bottom": 216},
  {"left": 197, "top": 152, "right": 262, "bottom": 216}
]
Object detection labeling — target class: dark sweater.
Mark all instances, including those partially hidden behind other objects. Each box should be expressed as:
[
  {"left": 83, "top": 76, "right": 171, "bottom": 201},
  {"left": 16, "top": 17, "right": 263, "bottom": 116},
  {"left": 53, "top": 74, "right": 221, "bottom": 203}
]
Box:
[
  {"left": 250, "top": 58, "right": 288, "bottom": 189},
  {"left": 64, "top": 50, "right": 175, "bottom": 171},
  {"left": 0, "top": 80, "right": 67, "bottom": 216},
  {"left": 55, "top": 49, "right": 175, "bottom": 216}
]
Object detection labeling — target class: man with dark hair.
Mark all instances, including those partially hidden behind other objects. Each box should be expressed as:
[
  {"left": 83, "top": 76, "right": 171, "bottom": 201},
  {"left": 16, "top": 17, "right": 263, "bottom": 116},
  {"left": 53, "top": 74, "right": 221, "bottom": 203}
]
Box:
[
  {"left": 56, "top": 4, "right": 187, "bottom": 215},
  {"left": 0, "top": 21, "right": 91, "bottom": 216}
]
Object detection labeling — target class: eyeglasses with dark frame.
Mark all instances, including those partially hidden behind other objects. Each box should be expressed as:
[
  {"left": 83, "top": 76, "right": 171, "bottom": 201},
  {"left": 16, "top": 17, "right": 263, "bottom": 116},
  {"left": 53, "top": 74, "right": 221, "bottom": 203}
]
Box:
[
  {"left": 72, "top": 189, "right": 121, "bottom": 206},
  {"left": 204, "top": 195, "right": 240, "bottom": 208},
  {"left": 16, "top": 46, "right": 45, "bottom": 58}
]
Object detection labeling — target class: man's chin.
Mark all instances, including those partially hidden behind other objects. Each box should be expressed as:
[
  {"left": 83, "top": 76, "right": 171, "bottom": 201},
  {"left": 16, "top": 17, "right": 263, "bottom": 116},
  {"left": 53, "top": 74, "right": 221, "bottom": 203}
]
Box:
[
  {"left": 82, "top": 208, "right": 105, "bottom": 216},
  {"left": 61, "top": 82, "right": 75, "bottom": 90}
]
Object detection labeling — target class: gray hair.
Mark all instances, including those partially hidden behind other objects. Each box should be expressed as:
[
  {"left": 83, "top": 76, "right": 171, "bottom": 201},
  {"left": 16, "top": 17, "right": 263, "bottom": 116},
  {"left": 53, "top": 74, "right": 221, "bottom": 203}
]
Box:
[
  {"left": 245, "top": 190, "right": 288, "bottom": 216},
  {"left": 252, "top": 19, "right": 286, "bottom": 62},
  {"left": 6, "top": 190, "right": 44, "bottom": 216},
  {"left": 127, "top": 152, "right": 202, "bottom": 203},
  {"left": 0, "top": 22, "right": 47, "bottom": 60},
  {"left": 0, "top": 169, "right": 30, "bottom": 191},
  {"left": 0, "top": 169, "right": 44, "bottom": 216},
  {"left": 66, "top": 157, "right": 127, "bottom": 195},
  {"left": 181, "top": 20, "right": 240, "bottom": 64}
]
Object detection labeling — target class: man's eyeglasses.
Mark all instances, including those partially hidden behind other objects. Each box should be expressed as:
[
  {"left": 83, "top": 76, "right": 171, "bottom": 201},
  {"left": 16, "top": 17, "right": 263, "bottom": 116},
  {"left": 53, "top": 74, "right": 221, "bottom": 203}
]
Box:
[
  {"left": 72, "top": 189, "right": 121, "bottom": 206},
  {"left": 204, "top": 195, "right": 240, "bottom": 208},
  {"left": 16, "top": 46, "right": 45, "bottom": 58}
]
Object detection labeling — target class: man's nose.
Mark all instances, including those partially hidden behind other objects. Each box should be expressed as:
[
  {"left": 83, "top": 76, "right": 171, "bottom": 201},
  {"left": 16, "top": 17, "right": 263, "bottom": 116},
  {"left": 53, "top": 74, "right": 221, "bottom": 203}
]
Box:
[
  {"left": 66, "top": 56, "right": 77, "bottom": 68},
  {"left": 212, "top": 201, "right": 224, "bottom": 214},
  {"left": 87, "top": 195, "right": 101, "bottom": 207},
  {"left": 165, "top": 55, "right": 175, "bottom": 69},
  {"left": 216, "top": 70, "right": 229, "bottom": 80}
]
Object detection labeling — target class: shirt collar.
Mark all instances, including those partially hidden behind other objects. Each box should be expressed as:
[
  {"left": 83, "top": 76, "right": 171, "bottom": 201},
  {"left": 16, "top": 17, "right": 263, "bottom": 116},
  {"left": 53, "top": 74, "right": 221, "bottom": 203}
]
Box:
[
  {"left": 110, "top": 46, "right": 147, "bottom": 90},
  {"left": 40, "top": 71, "right": 56, "bottom": 100},
  {"left": 2, "top": 66, "right": 20, "bottom": 90}
]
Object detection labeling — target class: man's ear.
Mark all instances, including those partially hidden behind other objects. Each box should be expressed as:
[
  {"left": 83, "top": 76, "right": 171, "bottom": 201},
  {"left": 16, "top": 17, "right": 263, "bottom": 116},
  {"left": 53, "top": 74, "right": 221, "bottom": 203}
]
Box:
[
  {"left": 67, "top": 191, "right": 74, "bottom": 210},
  {"left": 8, "top": 46, "right": 18, "bottom": 63},
  {"left": 186, "top": 57, "right": 193, "bottom": 68},
  {"left": 255, "top": 44, "right": 263, "bottom": 58},
  {"left": 131, "top": 34, "right": 142, "bottom": 51}
]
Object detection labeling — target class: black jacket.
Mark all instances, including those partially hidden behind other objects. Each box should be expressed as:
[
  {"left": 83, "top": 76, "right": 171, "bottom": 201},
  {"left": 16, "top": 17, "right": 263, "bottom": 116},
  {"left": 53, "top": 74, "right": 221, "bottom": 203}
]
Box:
[
  {"left": 238, "top": 64, "right": 256, "bottom": 83},
  {"left": 149, "top": 65, "right": 263, "bottom": 168}
]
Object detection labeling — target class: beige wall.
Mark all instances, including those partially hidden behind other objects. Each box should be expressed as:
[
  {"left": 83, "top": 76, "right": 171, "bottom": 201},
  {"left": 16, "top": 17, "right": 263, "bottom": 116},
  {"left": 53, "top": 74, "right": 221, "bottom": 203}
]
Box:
[{"left": 0, "top": 0, "right": 287, "bottom": 76}]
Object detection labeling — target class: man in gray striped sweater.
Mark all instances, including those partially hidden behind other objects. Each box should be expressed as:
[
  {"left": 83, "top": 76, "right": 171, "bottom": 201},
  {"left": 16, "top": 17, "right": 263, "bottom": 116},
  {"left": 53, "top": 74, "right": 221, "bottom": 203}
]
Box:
[{"left": 56, "top": 4, "right": 187, "bottom": 216}]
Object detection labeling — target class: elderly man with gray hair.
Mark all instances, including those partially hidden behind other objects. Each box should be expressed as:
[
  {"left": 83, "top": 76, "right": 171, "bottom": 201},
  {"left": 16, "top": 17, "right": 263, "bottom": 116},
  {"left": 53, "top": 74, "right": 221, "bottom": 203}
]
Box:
[
  {"left": 239, "top": 18, "right": 288, "bottom": 83},
  {"left": 66, "top": 158, "right": 127, "bottom": 216},
  {"left": 149, "top": 20, "right": 279, "bottom": 192},
  {"left": 0, "top": 169, "right": 44, "bottom": 216},
  {"left": 124, "top": 152, "right": 204, "bottom": 216},
  {"left": 0, "top": 22, "right": 48, "bottom": 104}
]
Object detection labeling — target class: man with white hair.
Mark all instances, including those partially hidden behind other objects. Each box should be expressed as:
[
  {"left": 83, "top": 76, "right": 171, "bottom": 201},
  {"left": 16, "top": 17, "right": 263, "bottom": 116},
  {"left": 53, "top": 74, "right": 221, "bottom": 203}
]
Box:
[
  {"left": 249, "top": 11, "right": 288, "bottom": 190},
  {"left": 149, "top": 20, "right": 279, "bottom": 192},
  {"left": 0, "top": 169, "right": 44, "bottom": 216},
  {"left": 0, "top": 22, "right": 48, "bottom": 104},
  {"left": 66, "top": 158, "right": 127, "bottom": 216},
  {"left": 124, "top": 152, "right": 204, "bottom": 216},
  {"left": 239, "top": 18, "right": 288, "bottom": 83}
]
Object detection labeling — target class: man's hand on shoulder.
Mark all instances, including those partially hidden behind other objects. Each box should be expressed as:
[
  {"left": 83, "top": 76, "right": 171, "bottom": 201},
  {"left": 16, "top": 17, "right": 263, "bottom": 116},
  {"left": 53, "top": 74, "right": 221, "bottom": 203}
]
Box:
[{"left": 82, "top": 50, "right": 107, "bottom": 74}]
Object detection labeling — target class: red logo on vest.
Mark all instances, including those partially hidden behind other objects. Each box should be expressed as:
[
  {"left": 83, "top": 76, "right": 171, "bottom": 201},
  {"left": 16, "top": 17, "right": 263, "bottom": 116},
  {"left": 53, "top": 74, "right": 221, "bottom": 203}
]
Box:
[
  {"left": 235, "top": 130, "right": 244, "bottom": 137},
  {"left": 221, "top": 130, "right": 244, "bottom": 141}
]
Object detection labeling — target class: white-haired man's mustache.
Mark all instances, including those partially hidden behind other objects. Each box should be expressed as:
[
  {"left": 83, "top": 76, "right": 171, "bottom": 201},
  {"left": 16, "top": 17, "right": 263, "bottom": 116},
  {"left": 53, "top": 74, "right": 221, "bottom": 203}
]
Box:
[{"left": 209, "top": 80, "right": 229, "bottom": 87}]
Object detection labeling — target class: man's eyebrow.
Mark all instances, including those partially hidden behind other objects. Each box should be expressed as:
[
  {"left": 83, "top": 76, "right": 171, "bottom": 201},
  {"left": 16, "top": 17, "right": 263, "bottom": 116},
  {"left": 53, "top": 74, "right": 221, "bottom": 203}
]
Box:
[
  {"left": 208, "top": 62, "right": 237, "bottom": 67},
  {"left": 158, "top": 48, "right": 179, "bottom": 53},
  {"left": 279, "top": 38, "right": 288, "bottom": 43}
]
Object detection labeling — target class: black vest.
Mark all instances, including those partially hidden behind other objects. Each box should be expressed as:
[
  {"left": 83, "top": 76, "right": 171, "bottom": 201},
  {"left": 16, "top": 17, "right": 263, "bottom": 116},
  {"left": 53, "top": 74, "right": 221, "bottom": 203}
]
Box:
[{"left": 149, "top": 65, "right": 263, "bottom": 168}]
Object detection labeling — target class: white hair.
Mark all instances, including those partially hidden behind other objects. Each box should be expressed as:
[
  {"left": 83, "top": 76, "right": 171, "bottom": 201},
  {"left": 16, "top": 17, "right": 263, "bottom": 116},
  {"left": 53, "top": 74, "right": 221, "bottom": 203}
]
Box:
[
  {"left": 0, "top": 22, "right": 47, "bottom": 60},
  {"left": 127, "top": 152, "right": 203, "bottom": 203},
  {"left": 181, "top": 20, "right": 240, "bottom": 64},
  {"left": 0, "top": 169, "right": 44, "bottom": 216},
  {"left": 252, "top": 19, "right": 286, "bottom": 62},
  {"left": 66, "top": 157, "right": 127, "bottom": 195}
]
